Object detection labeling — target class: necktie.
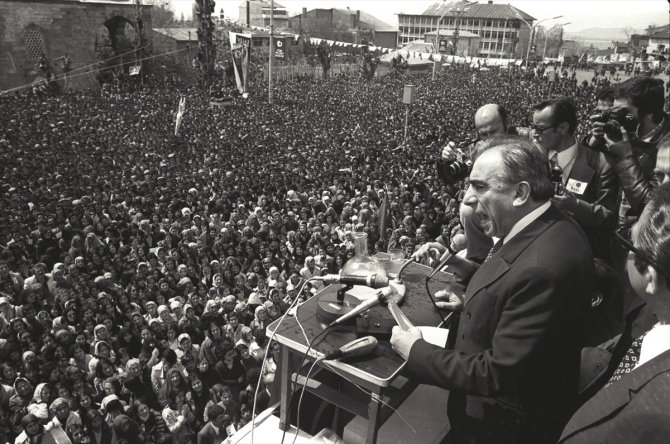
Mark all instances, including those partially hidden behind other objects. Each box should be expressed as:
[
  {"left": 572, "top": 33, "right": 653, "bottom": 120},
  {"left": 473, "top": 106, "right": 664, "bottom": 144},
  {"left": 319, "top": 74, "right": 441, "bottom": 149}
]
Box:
[
  {"left": 484, "top": 238, "right": 504, "bottom": 263},
  {"left": 549, "top": 152, "right": 559, "bottom": 169},
  {"left": 605, "top": 331, "right": 647, "bottom": 386}
]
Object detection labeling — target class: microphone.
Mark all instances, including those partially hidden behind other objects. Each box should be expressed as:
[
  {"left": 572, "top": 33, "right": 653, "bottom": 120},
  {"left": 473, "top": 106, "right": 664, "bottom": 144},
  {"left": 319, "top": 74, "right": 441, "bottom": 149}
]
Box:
[
  {"left": 316, "top": 273, "right": 389, "bottom": 289},
  {"left": 330, "top": 287, "right": 393, "bottom": 326},
  {"left": 324, "top": 336, "right": 378, "bottom": 360},
  {"left": 427, "top": 233, "right": 467, "bottom": 280}
]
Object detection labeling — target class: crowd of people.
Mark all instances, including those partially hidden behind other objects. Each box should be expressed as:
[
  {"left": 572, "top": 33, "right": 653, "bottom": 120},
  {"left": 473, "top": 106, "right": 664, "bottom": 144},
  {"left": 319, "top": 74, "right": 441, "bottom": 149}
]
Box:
[{"left": 0, "top": 62, "right": 667, "bottom": 444}]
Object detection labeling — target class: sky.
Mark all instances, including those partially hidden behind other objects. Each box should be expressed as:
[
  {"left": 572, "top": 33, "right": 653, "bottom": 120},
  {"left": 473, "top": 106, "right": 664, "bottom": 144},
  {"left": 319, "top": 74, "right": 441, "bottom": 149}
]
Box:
[{"left": 169, "top": 0, "right": 668, "bottom": 33}]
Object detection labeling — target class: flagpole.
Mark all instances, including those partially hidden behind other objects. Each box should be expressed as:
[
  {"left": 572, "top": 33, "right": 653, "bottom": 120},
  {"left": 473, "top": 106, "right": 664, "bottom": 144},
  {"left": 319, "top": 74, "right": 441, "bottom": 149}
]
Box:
[{"left": 268, "top": 0, "right": 274, "bottom": 104}]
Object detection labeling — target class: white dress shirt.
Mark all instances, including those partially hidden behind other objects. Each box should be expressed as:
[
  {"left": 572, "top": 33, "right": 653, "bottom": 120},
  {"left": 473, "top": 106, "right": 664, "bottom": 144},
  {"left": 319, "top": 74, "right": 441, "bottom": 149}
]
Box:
[
  {"left": 501, "top": 200, "right": 551, "bottom": 246},
  {"left": 548, "top": 138, "right": 579, "bottom": 184},
  {"left": 637, "top": 323, "right": 670, "bottom": 369}
]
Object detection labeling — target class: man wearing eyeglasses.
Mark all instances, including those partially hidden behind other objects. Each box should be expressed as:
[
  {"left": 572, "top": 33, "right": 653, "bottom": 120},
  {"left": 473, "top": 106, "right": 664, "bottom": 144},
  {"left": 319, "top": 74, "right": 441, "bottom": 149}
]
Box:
[
  {"left": 559, "top": 182, "right": 670, "bottom": 443},
  {"left": 531, "top": 98, "right": 619, "bottom": 262}
]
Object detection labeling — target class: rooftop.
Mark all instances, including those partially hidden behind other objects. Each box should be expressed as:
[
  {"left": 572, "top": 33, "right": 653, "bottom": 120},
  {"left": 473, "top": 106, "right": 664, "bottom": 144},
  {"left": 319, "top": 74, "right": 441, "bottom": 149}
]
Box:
[
  {"left": 421, "top": 1, "right": 535, "bottom": 21},
  {"left": 152, "top": 28, "right": 197, "bottom": 42}
]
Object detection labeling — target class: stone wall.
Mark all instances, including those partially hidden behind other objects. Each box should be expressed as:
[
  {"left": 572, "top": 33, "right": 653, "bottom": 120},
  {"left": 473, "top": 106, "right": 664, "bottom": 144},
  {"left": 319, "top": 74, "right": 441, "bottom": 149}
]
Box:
[{"left": 0, "top": 0, "right": 152, "bottom": 92}]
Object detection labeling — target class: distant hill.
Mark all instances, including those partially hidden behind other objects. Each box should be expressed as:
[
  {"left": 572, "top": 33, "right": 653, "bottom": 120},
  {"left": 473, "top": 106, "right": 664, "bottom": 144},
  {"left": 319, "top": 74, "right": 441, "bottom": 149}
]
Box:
[{"left": 565, "top": 27, "right": 641, "bottom": 43}]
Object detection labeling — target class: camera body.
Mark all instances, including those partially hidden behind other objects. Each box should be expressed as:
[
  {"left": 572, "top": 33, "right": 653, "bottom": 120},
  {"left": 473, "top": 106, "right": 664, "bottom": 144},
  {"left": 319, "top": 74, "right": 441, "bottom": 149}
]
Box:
[
  {"left": 550, "top": 165, "right": 564, "bottom": 196},
  {"left": 590, "top": 108, "right": 636, "bottom": 145},
  {"left": 438, "top": 146, "right": 473, "bottom": 184}
]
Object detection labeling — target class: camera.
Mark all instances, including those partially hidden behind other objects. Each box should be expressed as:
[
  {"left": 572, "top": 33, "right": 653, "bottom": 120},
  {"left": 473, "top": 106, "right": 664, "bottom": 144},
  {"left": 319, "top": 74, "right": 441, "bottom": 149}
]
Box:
[
  {"left": 550, "top": 165, "right": 564, "bottom": 196},
  {"left": 438, "top": 146, "right": 473, "bottom": 184},
  {"left": 590, "top": 107, "right": 636, "bottom": 143}
]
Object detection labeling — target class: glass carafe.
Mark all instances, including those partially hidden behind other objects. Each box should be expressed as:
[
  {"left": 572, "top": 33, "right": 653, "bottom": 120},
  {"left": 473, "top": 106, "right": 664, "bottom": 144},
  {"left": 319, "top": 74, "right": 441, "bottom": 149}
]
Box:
[{"left": 341, "top": 232, "right": 387, "bottom": 277}]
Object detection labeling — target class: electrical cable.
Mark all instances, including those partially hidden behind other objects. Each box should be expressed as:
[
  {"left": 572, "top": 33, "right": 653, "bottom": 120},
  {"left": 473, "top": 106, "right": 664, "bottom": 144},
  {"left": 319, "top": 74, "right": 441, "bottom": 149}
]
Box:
[
  {"left": 320, "top": 359, "right": 418, "bottom": 436},
  {"left": 293, "top": 356, "right": 325, "bottom": 444},
  {"left": 425, "top": 275, "right": 453, "bottom": 327},
  {"left": 279, "top": 324, "right": 332, "bottom": 444},
  {"left": 250, "top": 277, "right": 316, "bottom": 444},
  {"left": 2, "top": 46, "right": 187, "bottom": 94}
]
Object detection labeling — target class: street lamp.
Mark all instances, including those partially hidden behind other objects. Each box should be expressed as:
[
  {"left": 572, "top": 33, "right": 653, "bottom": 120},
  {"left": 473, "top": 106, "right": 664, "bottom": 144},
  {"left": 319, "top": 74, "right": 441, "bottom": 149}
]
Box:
[
  {"left": 510, "top": 7, "right": 563, "bottom": 62},
  {"left": 435, "top": 1, "right": 476, "bottom": 56},
  {"left": 542, "top": 22, "right": 571, "bottom": 59}
]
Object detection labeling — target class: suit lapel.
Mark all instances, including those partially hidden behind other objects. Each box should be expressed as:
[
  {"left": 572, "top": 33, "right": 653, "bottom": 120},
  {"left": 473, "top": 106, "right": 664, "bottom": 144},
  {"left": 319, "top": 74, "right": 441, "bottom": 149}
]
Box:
[
  {"left": 464, "top": 205, "right": 559, "bottom": 306},
  {"left": 565, "top": 147, "right": 595, "bottom": 195},
  {"left": 561, "top": 349, "right": 670, "bottom": 441}
]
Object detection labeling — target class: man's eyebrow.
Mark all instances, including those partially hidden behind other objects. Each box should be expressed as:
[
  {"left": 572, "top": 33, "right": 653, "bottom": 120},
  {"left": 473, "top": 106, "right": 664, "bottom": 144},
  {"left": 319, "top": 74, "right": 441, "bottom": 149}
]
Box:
[{"left": 468, "top": 179, "right": 487, "bottom": 187}]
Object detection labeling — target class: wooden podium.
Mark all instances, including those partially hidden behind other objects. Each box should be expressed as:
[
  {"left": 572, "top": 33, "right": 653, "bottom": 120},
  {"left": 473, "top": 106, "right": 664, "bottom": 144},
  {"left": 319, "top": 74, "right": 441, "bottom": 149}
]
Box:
[{"left": 267, "top": 261, "right": 457, "bottom": 444}]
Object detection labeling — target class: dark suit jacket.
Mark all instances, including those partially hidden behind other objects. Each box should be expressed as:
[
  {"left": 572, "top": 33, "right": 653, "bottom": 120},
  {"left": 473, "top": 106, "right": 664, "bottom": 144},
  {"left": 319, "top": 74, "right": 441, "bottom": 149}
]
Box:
[
  {"left": 560, "top": 349, "right": 670, "bottom": 444},
  {"left": 406, "top": 204, "right": 594, "bottom": 444},
  {"left": 578, "top": 294, "right": 657, "bottom": 401},
  {"left": 554, "top": 143, "right": 619, "bottom": 261},
  {"left": 197, "top": 422, "right": 227, "bottom": 444}
]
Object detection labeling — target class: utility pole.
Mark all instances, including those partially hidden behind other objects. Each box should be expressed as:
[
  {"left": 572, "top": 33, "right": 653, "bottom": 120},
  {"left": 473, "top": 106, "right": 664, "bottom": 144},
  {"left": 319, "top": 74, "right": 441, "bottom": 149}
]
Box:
[{"left": 269, "top": 0, "right": 274, "bottom": 104}]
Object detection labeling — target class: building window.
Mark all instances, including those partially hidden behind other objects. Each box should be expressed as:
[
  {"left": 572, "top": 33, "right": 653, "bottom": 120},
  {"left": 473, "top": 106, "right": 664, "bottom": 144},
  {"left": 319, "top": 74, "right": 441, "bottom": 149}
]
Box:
[{"left": 23, "top": 27, "right": 46, "bottom": 61}]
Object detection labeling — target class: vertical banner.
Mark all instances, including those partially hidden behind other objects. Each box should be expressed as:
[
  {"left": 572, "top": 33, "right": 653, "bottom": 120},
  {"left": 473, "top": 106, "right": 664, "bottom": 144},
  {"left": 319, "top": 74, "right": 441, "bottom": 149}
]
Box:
[
  {"left": 274, "top": 38, "right": 285, "bottom": 59},
  {"left": 230, "top": 33, "right": 251, "bottom": 94},
  {"left": 231, "top": 43, "right": 244, "bottom": 93}
]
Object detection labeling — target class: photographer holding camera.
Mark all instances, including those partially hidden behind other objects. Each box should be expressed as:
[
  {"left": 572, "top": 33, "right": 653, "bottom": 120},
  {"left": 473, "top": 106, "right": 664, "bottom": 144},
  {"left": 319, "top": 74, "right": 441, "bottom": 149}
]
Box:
[
  {"left": 531, "top": 98, "right": 619, "bottom": 262},
  {"left": 437, "top": 104, "right": 525, "bottom": 263},
  {"left": 586, "top": 76, "right": 669, "bottom": 228}
]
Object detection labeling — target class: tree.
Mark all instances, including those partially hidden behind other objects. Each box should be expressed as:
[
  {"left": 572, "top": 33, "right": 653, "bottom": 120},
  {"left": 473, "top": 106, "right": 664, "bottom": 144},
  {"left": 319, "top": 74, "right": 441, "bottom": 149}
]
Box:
[
  {"left": 622, "top": 27, "right": 636, "bottom": 39},
  {"left": 646, "top": 24, "right": 656, "bottom": 35},
  {"left": 145, "top": 0, "right": 175, "bottom": 28}
]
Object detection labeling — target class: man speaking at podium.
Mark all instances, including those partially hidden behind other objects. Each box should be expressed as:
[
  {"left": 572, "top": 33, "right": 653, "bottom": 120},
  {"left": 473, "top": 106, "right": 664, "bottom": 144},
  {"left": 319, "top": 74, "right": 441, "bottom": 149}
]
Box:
[{"left": 391, "top": 137, "right": 595, "bottom": 444}]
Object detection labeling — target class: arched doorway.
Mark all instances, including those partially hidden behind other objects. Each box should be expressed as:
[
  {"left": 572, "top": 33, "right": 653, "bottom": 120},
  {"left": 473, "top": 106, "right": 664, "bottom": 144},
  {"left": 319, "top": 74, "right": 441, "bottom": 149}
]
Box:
[{"left": 94, "top": 16, "right": 140, "bottom": 83}]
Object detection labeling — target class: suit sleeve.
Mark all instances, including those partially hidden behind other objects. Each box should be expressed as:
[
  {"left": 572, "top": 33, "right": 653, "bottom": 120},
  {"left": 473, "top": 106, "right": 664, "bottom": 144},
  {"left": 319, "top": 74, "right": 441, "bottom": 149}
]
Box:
[
  {"left": 406, "top": 268, "right": 562, "bottom": 397},
  {"left": 614, "top": 155, "right": 656, "bottom": 216}
]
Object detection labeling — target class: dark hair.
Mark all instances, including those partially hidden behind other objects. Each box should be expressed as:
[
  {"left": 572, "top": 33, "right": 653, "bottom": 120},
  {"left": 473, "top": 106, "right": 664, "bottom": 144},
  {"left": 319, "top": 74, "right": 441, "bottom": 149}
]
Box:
[
  {"left": 166, "top": 389, "right": 184, "bottom": 410},
  {"left": 479, "top": 137, "right": 554, "bottom": 201},
  {"left": 615, "top": 76, "right": 665, "bottom": 121},
  {"left": 532, "top": 97, "right": 577, "bottom": 134},
  {"left": 495, "top": 104, "right": 509, "bottom": 130},
  {"left": 596, "top": 86, "right": 615, "bottom": 104},
  {"left": 207, "top": 404, "right": 225, "bottom": 420},
  {"left": 634, "top": 182, "right": 670, "bottom": 284}
]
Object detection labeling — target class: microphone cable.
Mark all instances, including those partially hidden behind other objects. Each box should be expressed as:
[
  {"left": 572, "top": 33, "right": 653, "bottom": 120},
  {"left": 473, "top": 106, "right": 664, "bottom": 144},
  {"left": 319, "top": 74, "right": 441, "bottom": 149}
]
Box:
[
  {"left": 279, "top": 325, "right": 333, "bottom": 444},
  {"left": 251, "top": 277, "right": 316, "bottom": 444}
]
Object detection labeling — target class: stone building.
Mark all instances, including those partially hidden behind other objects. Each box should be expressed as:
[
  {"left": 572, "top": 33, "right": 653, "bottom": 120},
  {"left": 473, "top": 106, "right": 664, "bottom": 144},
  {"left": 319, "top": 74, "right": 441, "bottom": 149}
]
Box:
[
  {"left": 0, "top": 0, "right": 153, "bottom": 92},
  {"left": 238, "top": 0, "right": 288, "bottom": 28},
  {"left": 287, "top": 8, "right": 395, "bottom": 47},
  {"left": 398, "top": 0, "right": 534, "bottom": 58}
]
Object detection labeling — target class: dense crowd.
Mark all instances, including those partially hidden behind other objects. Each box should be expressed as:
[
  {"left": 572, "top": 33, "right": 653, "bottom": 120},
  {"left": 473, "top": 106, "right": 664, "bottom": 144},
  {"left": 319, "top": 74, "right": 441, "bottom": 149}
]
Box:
[{"left": 0, "top": 66, "right": 632, "bottom": 443}]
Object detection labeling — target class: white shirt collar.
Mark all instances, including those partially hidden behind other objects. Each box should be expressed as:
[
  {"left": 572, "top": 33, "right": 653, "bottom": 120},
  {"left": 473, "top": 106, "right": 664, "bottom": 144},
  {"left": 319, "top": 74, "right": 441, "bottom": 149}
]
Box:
[
  {"left": 548, "top": 138, "right": 579, "bottom": 180},
  {"left": 637, "top": 323, "right": 670, "bottom": 369},
  {"left": 502, "top": 201, "right": 551, "bottom": 245}
]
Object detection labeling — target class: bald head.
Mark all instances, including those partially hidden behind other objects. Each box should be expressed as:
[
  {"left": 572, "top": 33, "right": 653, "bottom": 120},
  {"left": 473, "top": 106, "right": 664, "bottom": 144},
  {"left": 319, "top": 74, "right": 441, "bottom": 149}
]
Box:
[{"left": 474, "top": 104, "right": 508, "bottom": 139}]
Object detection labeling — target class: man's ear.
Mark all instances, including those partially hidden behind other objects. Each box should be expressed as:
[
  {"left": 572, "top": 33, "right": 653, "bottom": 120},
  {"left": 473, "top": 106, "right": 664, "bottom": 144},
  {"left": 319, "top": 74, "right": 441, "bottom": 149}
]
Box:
[
  {"left": 645, "top": 265, "right": 663, "bottom": 295},
  {"left": 512, "top": 182, "right": 531, "bottom": 207}
]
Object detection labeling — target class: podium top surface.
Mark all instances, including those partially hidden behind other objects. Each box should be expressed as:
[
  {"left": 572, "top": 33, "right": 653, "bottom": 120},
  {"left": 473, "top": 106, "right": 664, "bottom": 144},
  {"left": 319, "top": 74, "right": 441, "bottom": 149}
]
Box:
[{"left": 266, "top": 261, "right": 457, "bottom": 387}]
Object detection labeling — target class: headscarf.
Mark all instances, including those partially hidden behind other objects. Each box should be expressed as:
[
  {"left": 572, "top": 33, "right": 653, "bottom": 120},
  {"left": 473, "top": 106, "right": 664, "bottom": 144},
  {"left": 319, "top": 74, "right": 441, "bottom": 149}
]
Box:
[
  {"left": 49, "top": 397, "right": 69, "bottom": 414},
  {"left": 27, "top": 383, "right": 50, "bottom": 420},
  {"left": 94, "top": 324, "right": 109, "bottom": 342},
  {"left": 13, "top": 377, "right": 33, "bottom": 398},
  {"left": 94, "top": 340, "right": 110, "bottom": 356},
  {"left": 22, "top": 351, "right": 36, "bottom": 363}
]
